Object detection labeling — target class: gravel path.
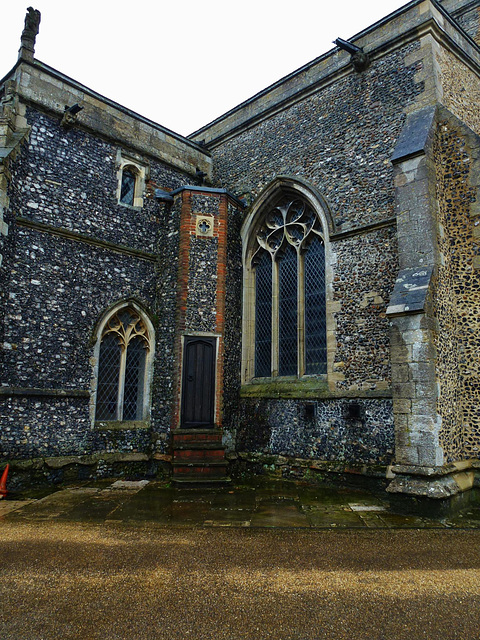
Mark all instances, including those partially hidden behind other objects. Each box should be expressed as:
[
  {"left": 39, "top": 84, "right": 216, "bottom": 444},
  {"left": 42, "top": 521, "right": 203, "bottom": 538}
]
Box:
[{"left": 1, "top": 521, "right": 480, "bottom": 639}]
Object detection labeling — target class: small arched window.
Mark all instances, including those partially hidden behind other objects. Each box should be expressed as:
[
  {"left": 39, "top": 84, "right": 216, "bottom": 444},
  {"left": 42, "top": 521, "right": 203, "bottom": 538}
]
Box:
[
  {"left": 248, "top": 196, "right": 327, "bottom": 379},
  {"left": 119, "top": 167, "right": 136, "bottom": 206},
  {"left": 95, "top": 306, "right": 152, "bottom": 421}
]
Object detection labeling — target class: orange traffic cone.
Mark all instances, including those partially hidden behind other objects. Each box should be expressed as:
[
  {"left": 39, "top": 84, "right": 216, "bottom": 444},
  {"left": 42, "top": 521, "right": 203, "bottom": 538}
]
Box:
[{"left": 0, "top": 464, "right": 9, "bottom": 499}]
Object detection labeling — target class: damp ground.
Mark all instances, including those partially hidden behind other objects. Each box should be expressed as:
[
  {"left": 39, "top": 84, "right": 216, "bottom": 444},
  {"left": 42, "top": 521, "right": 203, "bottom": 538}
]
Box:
[{"left": 1, "top": 476, "right": 480, "bottom": 528}]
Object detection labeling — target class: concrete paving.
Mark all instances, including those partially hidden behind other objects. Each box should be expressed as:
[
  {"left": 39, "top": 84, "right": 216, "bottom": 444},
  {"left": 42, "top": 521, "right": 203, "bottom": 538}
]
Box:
[{"left": 1, "top": 478, "right": 480, "bottom": 639}]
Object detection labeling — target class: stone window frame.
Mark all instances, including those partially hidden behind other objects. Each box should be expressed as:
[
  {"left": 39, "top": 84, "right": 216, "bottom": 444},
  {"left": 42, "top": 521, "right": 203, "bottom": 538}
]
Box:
[
  {"left": 241, "top": 177, "right": 336, "bottom": 387},
  {"left": 90, "top": 300, "right": 155, "bottom": 428},
  {"left": 115, "top": 150, "right": 149, "bottom": 209}
]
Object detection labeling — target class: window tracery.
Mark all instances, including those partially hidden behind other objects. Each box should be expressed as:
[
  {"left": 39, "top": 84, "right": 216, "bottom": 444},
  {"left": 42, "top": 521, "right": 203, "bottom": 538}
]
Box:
[
  {"left": 249, "top": 197, "right": 327, "bottom": 379},
  {"left": 95, "top": 307, "right": 151, "bottom": 421}
]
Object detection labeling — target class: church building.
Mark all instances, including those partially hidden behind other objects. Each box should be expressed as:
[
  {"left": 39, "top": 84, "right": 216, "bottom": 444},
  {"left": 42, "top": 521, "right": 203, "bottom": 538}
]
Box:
[{"left": 1, "top": 0, "right": 480, "bottom": 508}]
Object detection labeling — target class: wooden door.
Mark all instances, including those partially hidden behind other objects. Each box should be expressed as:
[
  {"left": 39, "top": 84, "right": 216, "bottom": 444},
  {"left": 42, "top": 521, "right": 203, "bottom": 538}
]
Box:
[{"left": 180, "top": 337, "right": 216, "bottom": 428}]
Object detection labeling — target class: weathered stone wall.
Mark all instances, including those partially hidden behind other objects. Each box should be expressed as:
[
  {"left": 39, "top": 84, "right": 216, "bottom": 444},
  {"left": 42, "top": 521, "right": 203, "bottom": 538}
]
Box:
[
  {"left": 235, "top": 398, "right": 394, "bottom": 466},
  {"left": 222, "top": 201, "right": 243, "bottom": 448},
  {"left": 433, "top": 114, "right": 480, "bottom": 461},
  {"left": 208, "top": 43, "right": 423, "bottom": 464},
  {"left": 211, "top": 44, "right": 423, "bottom": 232},
  {"left": 185, "top": 194, "right": 220, "bottom": 333},
  {"left": 331, "top": 225, "right": 397, "bottom": 391},
  {"left": 0, "top": 103, "right": 191, "bottom": 460},
  {"left": 450, "top": 4, "right": 480, "bottom": 44},
  {"left": 150, "top": 196, "right": 182, "bottom": 452},
  {"left": 438, "top": 48, "right": 480, "bottom": 136}
]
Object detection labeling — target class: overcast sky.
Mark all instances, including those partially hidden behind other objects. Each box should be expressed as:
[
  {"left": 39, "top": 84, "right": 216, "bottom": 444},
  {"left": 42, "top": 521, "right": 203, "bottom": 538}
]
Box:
[{"left": 2, "top": 1, "right": 410, "bottom": 136}]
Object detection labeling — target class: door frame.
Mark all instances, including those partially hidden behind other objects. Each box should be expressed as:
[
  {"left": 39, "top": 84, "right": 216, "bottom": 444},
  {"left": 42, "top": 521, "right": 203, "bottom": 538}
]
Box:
[{"left": 179, "top": 333, "right": 219, "bottom": 429}]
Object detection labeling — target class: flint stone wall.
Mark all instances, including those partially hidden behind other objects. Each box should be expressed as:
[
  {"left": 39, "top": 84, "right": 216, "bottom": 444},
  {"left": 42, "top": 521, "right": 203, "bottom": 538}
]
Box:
[
  {"left": 433, "top": 114, "right": 480, "bottom": 460},
  {"left": 235, "top": 398, "right": 394, "bottom": 465},
  {"left": 212, "top": 43, "right": 423, "bottom": 462},
  {"left": 1, "top": 105, "right": 189, "bottom": 459}
]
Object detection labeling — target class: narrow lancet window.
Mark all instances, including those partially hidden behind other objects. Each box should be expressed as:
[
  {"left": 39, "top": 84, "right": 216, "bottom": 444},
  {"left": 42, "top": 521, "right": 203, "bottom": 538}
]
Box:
[
  {"left": 120, "top": 168, "right": 136, "bottom": 205},
  {"left": 255, "top": 251, "right": 273, "bottom": 377},
  {"left": 304, "top": 238, "right": 327, "bottom": 374},
  {"left": 278, "top": 244, "right": 298, "bottom": 376}
]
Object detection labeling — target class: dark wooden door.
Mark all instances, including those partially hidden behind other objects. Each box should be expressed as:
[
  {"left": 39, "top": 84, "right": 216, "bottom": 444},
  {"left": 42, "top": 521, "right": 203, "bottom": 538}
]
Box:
[{"left": 181, "top": 337, "right": 216, "bottom": 428}]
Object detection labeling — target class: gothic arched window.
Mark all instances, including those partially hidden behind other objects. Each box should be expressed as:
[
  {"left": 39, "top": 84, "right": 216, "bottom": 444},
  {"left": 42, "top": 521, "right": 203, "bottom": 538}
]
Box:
[
  {"left": 95, "top": 306, "right": 152, "bottom": 421},
  {"left": 248, "top": 196, "right": 327, "bottom": 379}
]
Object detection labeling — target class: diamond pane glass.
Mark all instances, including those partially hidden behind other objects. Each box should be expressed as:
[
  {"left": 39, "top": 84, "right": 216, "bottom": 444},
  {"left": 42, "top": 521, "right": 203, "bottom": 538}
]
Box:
[
  {"left": 255, "top": 251, "right": 272, "bottom": 377},
  {"left": 305, "top": 239, "right": 327, "bottom": 374},
  {"left": 120, "top": 169, "right": 135, "bottom": 205},
  {"left": 123, "top": 335, "right": 147, "bottom": 420},
  {"left": 95, "top": 333, "right": 121, "bottom": 420},
  {"left": 279, "top": 244, "right": 298, "bottom": 376}
]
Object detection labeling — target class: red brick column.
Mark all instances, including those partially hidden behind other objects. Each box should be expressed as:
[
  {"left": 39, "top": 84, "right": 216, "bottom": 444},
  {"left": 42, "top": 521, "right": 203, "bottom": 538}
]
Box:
[
  {"left": 171, "top": 190, "right": 193, "bottom": 429},
  {"left": 214, "top": 194, "right": 229, "bottom": 426}
]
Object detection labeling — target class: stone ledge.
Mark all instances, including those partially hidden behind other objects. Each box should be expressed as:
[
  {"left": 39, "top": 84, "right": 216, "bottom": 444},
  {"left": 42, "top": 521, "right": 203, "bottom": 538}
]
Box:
[
  {"left": 95, "top": 420, "right": 150, "bottom": 431},
  {"left": 240, "top": 379, "right": 392, "bottom": 400},
  {"left": 5, "top": 451, "right": 151, "bottom": 470},
  {"left": 391, "top": 459, "right": 479, "bottom": 477},
  {"left": 234, "top": 451, "right": 388, "bottom": 478},
  {"left": 0, "top": 387, "right": 90, "bottom": 398},
  {"left": 387, "top": 459, "right": 479, "bottom": 498},
  {"left": 16, "top": 217, "right": 158, "bottom": 263}
]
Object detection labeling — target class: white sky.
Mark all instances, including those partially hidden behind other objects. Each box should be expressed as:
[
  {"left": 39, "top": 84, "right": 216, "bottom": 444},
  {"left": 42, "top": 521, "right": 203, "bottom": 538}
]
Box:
[{"left": 2, "top": 1, "right": 410, "bottom": 137}]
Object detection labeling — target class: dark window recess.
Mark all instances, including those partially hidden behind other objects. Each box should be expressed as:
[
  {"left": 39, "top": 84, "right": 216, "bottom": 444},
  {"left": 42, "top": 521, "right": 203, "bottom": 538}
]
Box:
[
  {"left": 255, "top": 251, "right": 272, "bottom": 377},
  {"left": 123, "top": 336, "right": 146, "bottom": 420},
  {"left": 305, "top": 239, "right": 327, "bottom": 374},
  {"left": 120, "top": 168, "right": 136, "bottom": 205},
  {"left": 95, "top": 333, "right": 121, "bottom": 420},
  {"left": 279, "top": 243, "right": 298, "bottom": 376}
]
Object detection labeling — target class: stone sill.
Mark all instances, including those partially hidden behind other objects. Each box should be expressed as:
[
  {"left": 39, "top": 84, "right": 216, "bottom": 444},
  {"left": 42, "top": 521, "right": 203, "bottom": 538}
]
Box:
[
  {"left": 240, "top": 378, "right": 391, "bottom": 400},
  {"left": 95, "top": 420, "right": 150, "bottom": 431}
]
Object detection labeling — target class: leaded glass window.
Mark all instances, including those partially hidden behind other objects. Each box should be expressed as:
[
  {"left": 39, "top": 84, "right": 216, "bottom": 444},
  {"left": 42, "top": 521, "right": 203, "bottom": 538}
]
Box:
[
  {"left": 120, "top": 168, "right": 136, "bottom": 205},
  {"left": 95, "top": 307, "right": 151, "bottom": 421},
  {"left": 305, "top": 238, "right": 327, "bottom": 374},
  {"left": 279, "top": 244, "right": 298, "bottom": 376},
  {"left": 251, "top": 197, "right": 326, "bottom": 378},
  {"left": 254, "top": 251, "right": 272, "bottom": 377}
]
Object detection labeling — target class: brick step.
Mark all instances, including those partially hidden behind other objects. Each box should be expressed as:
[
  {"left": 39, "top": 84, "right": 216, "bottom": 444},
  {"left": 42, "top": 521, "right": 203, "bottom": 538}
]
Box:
[
  {"left": 171, "top": 429, "right": 223, "bottom": 446},
  {"left": 172, "top": 461, "right": 228, "bottom": 479},
  {"left": 173, "top": 442, "right": 226, "bottom": 451},
  {"left": 174, "top": 448, "right": 226, "bottom": 462}
]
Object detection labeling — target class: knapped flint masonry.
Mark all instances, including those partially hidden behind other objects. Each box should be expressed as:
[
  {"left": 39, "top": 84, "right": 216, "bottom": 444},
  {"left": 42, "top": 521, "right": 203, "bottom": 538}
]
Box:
[{"left": 1, "top": 0, "right": 480, "bottom": 506}]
